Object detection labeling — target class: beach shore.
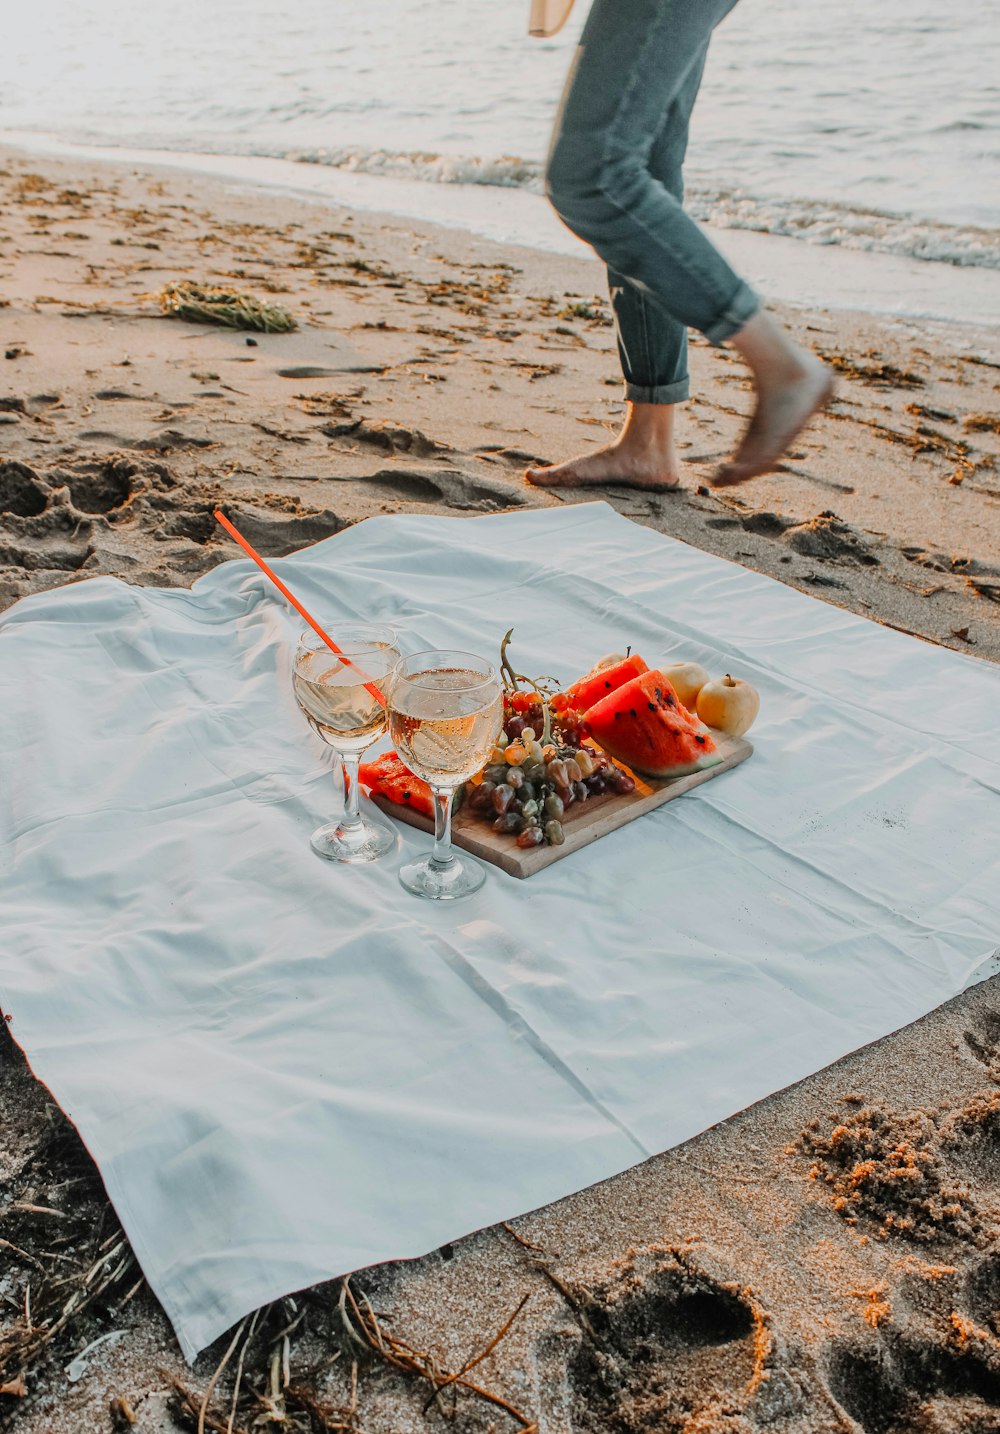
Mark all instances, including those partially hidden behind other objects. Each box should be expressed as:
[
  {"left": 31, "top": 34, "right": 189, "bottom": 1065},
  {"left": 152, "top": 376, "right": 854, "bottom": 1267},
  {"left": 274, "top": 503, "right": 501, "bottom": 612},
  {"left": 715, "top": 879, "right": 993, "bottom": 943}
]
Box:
[{"left": 1, "top": 146, "right": 999, "bottom": 1433}]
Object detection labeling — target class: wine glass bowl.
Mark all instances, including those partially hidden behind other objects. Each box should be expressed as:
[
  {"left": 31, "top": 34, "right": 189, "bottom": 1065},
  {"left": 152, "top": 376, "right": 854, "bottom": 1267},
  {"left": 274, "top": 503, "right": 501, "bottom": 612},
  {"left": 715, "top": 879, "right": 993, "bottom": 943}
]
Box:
[
  {"left": 293, "top": 624, "right": 400, "bottom": 863},
  {"left": 388, "top": 650, "right": 503, "bottom": 899}
]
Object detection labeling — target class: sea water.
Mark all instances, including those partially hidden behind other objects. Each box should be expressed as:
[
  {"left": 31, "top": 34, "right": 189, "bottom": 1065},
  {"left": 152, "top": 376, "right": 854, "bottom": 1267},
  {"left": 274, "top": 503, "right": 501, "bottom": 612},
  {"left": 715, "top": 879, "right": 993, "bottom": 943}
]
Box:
[{"left": 2, "top": 0, "right": 998, "bottom": 317}]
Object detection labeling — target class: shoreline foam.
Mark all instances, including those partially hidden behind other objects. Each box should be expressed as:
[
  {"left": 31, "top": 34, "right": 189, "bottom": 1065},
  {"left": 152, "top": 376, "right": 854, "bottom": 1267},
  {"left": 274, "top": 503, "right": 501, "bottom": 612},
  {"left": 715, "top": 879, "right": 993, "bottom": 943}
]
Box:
[{"left": 4, "top": 129, "right": 1000, "bottom": 330}]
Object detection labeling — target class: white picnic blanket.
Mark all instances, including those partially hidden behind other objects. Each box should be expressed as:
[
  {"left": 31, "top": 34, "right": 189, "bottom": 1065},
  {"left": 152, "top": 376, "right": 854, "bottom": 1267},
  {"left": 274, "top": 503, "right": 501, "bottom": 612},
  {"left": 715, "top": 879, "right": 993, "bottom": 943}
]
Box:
[{"left": 1, "top": 502, "right": 998, "bottom": 1361}]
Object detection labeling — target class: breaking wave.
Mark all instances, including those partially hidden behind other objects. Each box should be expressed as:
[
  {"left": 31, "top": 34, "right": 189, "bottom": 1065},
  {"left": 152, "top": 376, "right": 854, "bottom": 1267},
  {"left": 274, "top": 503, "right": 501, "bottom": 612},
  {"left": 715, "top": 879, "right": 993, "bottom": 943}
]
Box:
[{"left": 285, "top": 144, "right": 1000, "bottom": 270}]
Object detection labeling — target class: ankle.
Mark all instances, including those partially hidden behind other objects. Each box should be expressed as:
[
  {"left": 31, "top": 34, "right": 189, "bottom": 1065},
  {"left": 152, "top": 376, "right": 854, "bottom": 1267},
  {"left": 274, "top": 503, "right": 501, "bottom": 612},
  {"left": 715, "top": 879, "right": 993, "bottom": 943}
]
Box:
[
  {"left": 729, "top": 311, "right": 814, "bottom": 385},
  {"left": 620, "top": 401, "right": 677, "bottom": 451}
]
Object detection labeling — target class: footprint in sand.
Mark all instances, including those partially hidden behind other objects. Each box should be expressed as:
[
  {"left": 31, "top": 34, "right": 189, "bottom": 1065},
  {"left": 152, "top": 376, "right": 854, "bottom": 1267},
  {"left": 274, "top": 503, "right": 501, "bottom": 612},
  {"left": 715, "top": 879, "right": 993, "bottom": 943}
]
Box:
[
  {"left": 55, "top": 458, "right": 140, "bottom": 514},
  {"left": 77, "top": 428, "right": 214, "bottom": 453},
  {"left": 827, "top": 1266, "right": 1000, "bottom": 1434},
  {"left": 277, "top": 363, "right": 385, "bottom": 378},
  {"left": 0, "top": 392, "right": 61, "bottom": 417},
  {"left": 784, "top": 513, "right": 881, "bottom": 567},
  {"left": 0, "top": 500, "right": 92, "bottom": 573},
  {"left": 210, "top": 505, "right": 342, "bottom": 557},
  {"left": 359, "top": 468, "right": 445, "bottom": 503},
  {"left": 1, "top": 461, "right": 48, "bottom": 518},
  {"left": 963, "top": 1007, "right": 1000, "bottom": 1079},
  {"left": 333, "top": 468, "right": 527, "bottom": 511},
  {"left": 449, "top": 475, "right": 528, "bottom": 511},
  {"left": 477, "top": 444, "right": 553, "bottom": 468},
  {"left": 322, "top": 417, "right": 450, "bottom": 458},
  {"left": 537, "top": 1245, "right": 811, "bottom": 1433},
  {"left": 803, "top": 1071, "right": 1000, "bottom": 1433},
  {"left": 1, "top": 462, "right": 93, "bottom": 571}
]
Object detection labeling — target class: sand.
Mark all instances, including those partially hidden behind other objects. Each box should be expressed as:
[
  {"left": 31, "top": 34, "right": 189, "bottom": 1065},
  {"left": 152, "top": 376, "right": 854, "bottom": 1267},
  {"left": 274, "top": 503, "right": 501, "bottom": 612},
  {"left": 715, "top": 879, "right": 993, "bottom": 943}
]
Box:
[{"left": 0, "top": 146, "right": 998, "bottom": 1433}]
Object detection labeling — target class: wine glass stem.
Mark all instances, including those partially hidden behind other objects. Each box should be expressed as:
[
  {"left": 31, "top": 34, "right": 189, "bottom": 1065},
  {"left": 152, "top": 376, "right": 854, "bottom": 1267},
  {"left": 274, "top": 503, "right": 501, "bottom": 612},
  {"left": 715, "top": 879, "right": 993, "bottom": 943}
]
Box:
[
  {"left": 430, "top": 785, "right": 456, "bottom": 871},
  {"left": 340, "top": 751, "right": 363, "bottom": 833}
]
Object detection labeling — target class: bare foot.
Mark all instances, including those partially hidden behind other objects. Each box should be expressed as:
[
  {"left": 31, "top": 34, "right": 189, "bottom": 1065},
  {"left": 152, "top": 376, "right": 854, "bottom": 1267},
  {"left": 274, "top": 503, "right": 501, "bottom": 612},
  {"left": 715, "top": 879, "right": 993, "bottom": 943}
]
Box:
[
  {"left": 526, "top": 441, "right": 680, "bottom": 491},
  {"left": 712, "top": 311, "right": 834, "bottom": 487},
  {"left": 712, "top": 360, "right": 833, "bottom": 487},
  {"left": 526, "top": 401, "right": 681, "bottom": 491}
]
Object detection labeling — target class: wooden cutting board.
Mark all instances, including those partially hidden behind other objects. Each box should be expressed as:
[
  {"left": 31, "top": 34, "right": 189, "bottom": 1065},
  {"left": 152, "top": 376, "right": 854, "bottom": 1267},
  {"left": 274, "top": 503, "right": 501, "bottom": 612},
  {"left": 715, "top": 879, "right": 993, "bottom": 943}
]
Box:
[{"left": 371, "top": 733, "right": 753, "bottom": 879}]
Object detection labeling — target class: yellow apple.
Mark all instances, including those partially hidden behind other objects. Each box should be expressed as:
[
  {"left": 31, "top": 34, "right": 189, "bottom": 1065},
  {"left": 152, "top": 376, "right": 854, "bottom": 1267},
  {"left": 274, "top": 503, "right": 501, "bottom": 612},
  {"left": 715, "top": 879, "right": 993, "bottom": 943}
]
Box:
[
  {"left": 696, "top": 674, "right": 760, "bottom": 736},
  {"left": 663, "top": 661, "right": 710, "bottom": 712}
]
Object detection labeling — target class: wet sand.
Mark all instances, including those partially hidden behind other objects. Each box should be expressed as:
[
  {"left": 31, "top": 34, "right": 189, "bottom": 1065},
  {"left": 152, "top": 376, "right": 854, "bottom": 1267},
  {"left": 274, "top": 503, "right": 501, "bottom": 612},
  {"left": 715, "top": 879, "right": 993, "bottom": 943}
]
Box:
[{"left": 1, "top": 146, "right": 998, "bottom": 1433}]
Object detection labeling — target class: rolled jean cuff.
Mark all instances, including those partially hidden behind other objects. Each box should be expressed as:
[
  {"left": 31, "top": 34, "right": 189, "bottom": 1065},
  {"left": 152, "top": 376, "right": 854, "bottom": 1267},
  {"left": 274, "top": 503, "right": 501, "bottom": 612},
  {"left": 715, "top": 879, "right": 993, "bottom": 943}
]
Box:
[
  {"left": 624, "top": 375, "right": 690, "bottom": 405},
  {"left": 702, "top": 280, "right": 761, "bottom": 347}
]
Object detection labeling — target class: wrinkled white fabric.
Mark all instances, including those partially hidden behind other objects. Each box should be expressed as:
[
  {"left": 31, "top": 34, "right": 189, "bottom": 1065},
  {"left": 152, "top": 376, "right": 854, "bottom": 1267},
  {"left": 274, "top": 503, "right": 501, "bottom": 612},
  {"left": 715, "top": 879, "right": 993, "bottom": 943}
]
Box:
[{"left": 1, "top": 503, "right": 997, "bottom": 1361}]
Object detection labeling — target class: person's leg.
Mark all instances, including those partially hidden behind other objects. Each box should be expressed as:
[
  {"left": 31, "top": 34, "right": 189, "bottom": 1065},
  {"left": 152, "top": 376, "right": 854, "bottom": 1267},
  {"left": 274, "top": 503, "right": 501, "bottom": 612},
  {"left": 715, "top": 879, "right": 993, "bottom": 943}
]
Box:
[
  {"left": 611, "top": 41, "right": 709, "bottom": 407},
  {"left": 529, "top": 0, "right": 831, "bottom": 489},
  {"left": 546, "top": 0, "right": 757, "bottom": 343},
  {"left": 528, "top": 42, "right": 710, "bottom": 490}
]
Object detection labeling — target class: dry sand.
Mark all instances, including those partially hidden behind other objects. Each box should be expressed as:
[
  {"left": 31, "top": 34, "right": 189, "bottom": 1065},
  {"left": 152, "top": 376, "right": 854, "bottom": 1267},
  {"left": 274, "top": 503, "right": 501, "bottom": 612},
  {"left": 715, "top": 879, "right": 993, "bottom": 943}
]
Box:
[{"left": 1, "top": 146, "right": 998, "bottom": 1434}]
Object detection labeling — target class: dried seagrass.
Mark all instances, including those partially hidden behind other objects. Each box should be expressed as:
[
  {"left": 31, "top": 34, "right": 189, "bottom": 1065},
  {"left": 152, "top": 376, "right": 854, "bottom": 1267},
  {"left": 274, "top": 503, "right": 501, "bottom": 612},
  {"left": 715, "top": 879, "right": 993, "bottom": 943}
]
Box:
[{"left": 158, "top": 281, "right": 296, "bottom": 333}]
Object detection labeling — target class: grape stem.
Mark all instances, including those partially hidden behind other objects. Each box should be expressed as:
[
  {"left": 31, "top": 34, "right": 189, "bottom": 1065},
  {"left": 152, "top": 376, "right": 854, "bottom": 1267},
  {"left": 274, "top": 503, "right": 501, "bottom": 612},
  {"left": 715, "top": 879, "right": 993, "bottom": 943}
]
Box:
[
  {"left": 499, "top": 627, "right": 558, "bottom": 746},
  {"left": 499, "top": 628, "right": 522, "bottom": 693}
]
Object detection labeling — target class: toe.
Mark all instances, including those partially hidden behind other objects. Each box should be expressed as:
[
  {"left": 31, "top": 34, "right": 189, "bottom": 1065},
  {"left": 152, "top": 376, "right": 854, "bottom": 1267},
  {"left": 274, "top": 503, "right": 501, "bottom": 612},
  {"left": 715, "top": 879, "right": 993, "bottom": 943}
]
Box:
[
  {"left": 710, "top": 463, "right": 750, "bottom": 488},
  {"left": 528, "top": 464, "right": 580, "bottom": 488}
]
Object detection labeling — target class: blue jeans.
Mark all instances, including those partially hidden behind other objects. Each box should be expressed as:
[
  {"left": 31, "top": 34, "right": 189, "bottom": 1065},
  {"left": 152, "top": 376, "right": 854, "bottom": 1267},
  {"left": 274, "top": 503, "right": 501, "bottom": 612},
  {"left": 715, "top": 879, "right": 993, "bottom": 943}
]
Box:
[{"left": 546, "top": 0, "right": 761, "bottom": 404}]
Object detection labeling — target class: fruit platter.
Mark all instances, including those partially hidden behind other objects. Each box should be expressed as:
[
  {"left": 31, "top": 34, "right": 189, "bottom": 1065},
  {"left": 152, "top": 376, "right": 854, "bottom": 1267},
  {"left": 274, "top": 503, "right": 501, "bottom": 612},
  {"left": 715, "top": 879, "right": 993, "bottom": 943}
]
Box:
[{"left": 361, "top": 632, "right": 756, "bottom": 879}]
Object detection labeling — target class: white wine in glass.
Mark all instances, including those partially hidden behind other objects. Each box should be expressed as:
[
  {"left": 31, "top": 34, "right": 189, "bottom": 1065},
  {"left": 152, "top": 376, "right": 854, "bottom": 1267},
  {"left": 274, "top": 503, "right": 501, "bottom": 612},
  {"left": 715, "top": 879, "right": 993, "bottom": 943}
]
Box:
[
  {"left": 293, "top": 624, "right": 400, "bottom": 863},
  {"left": 388, "top": 651, "right": 503, "bottom": 900}
]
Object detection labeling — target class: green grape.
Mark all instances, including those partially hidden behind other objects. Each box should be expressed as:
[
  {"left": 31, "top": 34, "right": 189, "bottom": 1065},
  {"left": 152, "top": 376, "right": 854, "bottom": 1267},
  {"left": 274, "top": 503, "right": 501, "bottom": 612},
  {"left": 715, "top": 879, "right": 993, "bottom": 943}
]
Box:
[
  {"left": 547, "top": 758, "right": 568, "bottom": 788},
  {"left": 574, "top": 749, "right": 595, "bottom": 779}
]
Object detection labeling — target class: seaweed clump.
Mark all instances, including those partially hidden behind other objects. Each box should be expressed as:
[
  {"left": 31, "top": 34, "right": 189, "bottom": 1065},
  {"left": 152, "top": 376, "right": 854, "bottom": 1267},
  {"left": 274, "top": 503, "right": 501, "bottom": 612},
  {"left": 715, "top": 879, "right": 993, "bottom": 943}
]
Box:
[{"left": 158, "top": 280, "right": 296, "bottom": 333}]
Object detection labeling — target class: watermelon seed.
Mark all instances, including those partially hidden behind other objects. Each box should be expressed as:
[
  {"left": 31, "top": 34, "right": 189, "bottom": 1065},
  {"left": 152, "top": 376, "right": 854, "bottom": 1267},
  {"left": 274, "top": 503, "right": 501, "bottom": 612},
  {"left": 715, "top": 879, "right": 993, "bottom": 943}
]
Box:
[
  {"left": 647, "top": 702, "right": 657, "bottom": 711},
  {"left": 629, "top": 708, "right": 637, "bottom": 718},
  {"left": 695, "top": 734, "right": 706, "bottom": 745}
]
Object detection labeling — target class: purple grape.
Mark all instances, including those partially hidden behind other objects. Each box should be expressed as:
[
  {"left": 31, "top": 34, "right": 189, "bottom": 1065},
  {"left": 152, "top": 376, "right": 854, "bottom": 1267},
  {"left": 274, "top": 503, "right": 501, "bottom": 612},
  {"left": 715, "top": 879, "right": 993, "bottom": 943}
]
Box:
[{"left": 492, "top": 784, "right": 515, "bottom": 815}]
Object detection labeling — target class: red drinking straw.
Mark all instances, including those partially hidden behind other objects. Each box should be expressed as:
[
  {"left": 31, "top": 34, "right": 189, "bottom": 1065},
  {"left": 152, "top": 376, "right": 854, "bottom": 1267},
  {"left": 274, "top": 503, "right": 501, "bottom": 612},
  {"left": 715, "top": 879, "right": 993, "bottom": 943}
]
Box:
[{"left": 213, "top": 509, "right": 386, "bottom": 707}]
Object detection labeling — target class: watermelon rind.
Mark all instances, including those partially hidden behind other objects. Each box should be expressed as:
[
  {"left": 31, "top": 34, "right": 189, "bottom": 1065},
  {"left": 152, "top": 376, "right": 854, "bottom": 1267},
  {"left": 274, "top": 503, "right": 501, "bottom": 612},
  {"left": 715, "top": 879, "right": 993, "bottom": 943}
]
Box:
[{"left": 636, "top": 751, "right": 723, "bottom": 780}]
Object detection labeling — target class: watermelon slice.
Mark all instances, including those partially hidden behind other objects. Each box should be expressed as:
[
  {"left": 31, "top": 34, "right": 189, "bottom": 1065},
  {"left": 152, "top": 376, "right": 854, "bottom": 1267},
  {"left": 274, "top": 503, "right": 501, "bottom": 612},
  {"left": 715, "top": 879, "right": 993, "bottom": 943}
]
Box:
[
  {"left": 358, "top": 751, "right": 435, "bottom": 818},
  {"left": 564, "top": 652, "right": 649, "bottom": 713},
  {"left": 583, "top": 670, "right": 721, "bottom": 779}
]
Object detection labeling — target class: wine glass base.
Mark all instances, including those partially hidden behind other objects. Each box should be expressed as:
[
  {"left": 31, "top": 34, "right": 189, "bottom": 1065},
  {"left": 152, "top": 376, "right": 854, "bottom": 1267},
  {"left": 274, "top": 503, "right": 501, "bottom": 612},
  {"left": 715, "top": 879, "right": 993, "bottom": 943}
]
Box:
[
  {"left": 399, "top": 852, "right": 487, "bottom": 901},
  {"left": 310, "top": 814, "right": 397, "bottom": 864}
]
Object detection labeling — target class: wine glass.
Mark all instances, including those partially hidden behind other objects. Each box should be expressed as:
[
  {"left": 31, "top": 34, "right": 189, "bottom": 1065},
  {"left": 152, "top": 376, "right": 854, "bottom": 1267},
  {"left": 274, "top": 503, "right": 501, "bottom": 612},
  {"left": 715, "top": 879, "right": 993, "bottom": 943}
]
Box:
[
  {"left": 388, "top": 650, "right": 503, "bottom": 900},
  {"left": 293, "top": 624, "right": 400, "bottom": 862}
]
